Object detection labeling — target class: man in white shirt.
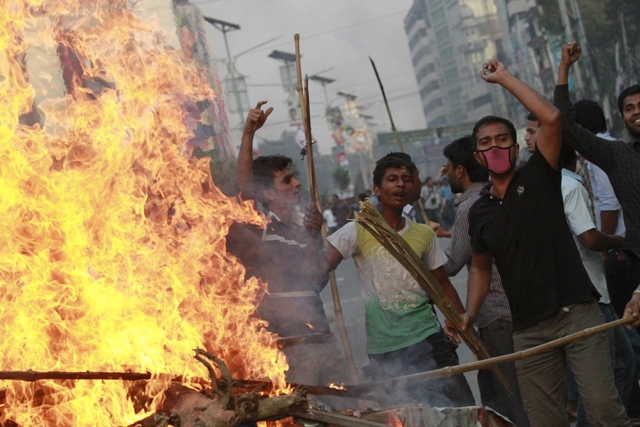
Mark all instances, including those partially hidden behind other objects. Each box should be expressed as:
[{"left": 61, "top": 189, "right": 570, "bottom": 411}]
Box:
[{"left": 560, "top": 144, "right": 634, "bottom": 425}]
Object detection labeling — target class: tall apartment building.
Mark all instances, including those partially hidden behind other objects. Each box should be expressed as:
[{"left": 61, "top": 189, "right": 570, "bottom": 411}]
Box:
[
  {"left": 404, "top": 0, "right": 509, "bottom": 128},
  {"left": 494, "top": 0, "right": 557, "bottom": 99}
]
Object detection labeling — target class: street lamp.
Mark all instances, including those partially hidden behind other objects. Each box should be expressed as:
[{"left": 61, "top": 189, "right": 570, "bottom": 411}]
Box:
[
  {"left": 268, "top": 50, "right": 300, "bottom": 123},
  {"left": 308, "top": 74, "right": 335, "bottom": 107},
  {"left": 203, "top": 17, "right": 248, "bottom": 126}
]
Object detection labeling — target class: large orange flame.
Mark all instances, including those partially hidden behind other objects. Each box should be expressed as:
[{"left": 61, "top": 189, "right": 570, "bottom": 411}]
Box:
[{"left": 0, "top": 0, "right": 287, "bottom": 425}]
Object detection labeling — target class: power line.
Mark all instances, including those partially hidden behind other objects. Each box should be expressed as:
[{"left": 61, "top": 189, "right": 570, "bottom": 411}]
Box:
[{"left": 216, "top": 9, "right": 408, "bottom": 57}]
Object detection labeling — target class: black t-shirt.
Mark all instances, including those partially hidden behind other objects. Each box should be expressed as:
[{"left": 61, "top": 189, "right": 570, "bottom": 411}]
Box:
[
  {"left": 468, "top": 150, "right": 598, "bottom": 331},
  {"left": 226, "top": 215, "right": 331, "bottom": 337}
]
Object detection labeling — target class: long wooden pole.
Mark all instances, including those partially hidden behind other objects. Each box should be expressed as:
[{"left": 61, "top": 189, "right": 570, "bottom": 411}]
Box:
[
  {"left": 293, "top": 34, "right": 360, "bottom": 387},
  {"left": 369, "top": 56, "right": 404, "bottom": 153},
  {"left": 5, "top": 315, "right": 627, "bottom": 395},
  {"left": 369, "top": 57, "right": 427, "bottom": 223},
  {"left": 363, "top": 315, "right": 635, "bottom": 390}
]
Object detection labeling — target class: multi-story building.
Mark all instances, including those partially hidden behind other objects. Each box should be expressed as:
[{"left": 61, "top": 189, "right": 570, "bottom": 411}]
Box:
[
  {"left": 404, "top": 0, "right": 509, "bottom": 128},
  {"left": 493, "top": 0, "right": 558, "bottom": 100}
]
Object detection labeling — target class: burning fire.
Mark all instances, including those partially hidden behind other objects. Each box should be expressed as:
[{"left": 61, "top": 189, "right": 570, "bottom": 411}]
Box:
[{"left": 0, "top": 0, "right": 287, "bottom": 425}]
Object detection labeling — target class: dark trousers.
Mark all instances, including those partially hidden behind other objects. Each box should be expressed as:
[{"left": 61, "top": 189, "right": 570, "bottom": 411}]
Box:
[
  {"left": 478, "top": 319, "right": 530, "bottom": 426},
  {"left": 367, "top": 331, "right": 475, "bottom": 408},
  {"left": 606, "top": 251, "right": 640, "bottom": 418},
  {"left": 425, "top": 208, "right": 442, "bottom": 225}
]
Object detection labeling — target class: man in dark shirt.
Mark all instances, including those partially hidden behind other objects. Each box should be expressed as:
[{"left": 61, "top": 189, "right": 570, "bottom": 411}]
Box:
[
  {"left": 227, "top": 101, "right": 349, "bottom": 395},
  {"left": 553, "top": 44, "right": 640, "bottom": 348},
  {"left": 441, "top": 137, "right": 529, "bottom": 427},
  {"left": 462, "top": 59, "right": 628, "bottom": 426},
  {"left": 554, "top": 43, "right": 640, "bottom": 284}
]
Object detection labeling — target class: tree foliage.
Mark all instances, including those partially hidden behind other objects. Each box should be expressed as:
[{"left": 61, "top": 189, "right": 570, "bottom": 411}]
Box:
[
  {"left": 536, "top": 0, "right": 640, "bottom": 131},
  {"left": 332, "top": 167, "right": 351, "bottom": 190}
]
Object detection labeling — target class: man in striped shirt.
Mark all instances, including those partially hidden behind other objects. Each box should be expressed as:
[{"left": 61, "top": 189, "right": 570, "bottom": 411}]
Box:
[{"left": 441, "top": 136, "right": 529, "bottom": 426}]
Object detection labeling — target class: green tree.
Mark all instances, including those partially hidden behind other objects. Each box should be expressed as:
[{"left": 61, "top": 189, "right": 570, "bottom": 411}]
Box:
[
  {"left": 537, "top": 0, "right": 640, "bottom": 134},
  {"left": 332, "top": 167, "right": 351, "bottom": 190}
]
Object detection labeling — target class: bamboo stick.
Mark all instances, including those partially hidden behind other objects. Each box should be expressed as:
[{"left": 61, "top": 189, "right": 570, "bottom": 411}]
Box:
[
  {"left": 0, "top": 371, "right": 156, "bottom": 381},
  {"left": 4, "top": 310, "right": 625, "bottom": 395},
  {"left": 293, "top": 34, "right": 360, "bottom": 388},
  {"left": 297, "top": 408, "right": 391, "bottom": 427},
  {"left": 242, "top": 315, "right": 636, "bottom": 399},
  {"left": 365, "top": 315, "right": 635, "bottom": 390},
  {"left": 369, "top": 56, "right": 404, "bottom": 153},
  {"left": 353, "top": 201, "right": 513, "bottom": 396}
]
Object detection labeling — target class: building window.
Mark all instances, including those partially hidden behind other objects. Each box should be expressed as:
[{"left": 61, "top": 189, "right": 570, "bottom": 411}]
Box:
[
  {"left": 448, "top": 87, "right": 462, "bottom": 105},
  {"left": 431, "top": 7, "right": 445, "bottom": 23},
  {"left": 470, "top": 93, "right": 492, "bottom": 109},
  {"left": 428, "top": 115, "right": 449, "bottom": 127},
  {"left": 440, "top": 47, "right": 454, "bottom": 64},
  {"left": 426, "top": 97, "right": 444, "bottom": 111},
  {"left": 412, "top": 45, "right": 432, "bottom": 67},
  {"left": 443, "top": 66, "right": 459, "bottom": 84},
  {"left": 435, "top": 27, "right": 449, "bottom": 45},
  {"left": 420, "top": 80, "right": 441, "bottom": 99},
  {"left": 409, "top": 27, "right": 427, "bottom": 50}
]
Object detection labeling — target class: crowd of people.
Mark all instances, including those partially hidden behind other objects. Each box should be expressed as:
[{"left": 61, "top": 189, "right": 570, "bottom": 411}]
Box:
[{"left": 225, "top": 41, "right": 640, "bottom": 427}]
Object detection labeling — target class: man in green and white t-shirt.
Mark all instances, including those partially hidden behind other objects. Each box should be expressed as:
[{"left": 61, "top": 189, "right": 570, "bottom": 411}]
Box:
[{"left": 325, "top": 154, "right": 474, "bottom": 407}]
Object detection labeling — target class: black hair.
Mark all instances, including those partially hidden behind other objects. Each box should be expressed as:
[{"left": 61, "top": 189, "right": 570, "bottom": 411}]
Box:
[
  {"left": 472, "top": 116, "right": 517, "bottom": 148},
  {"left": 526, "top": 112, "right": 538, "bottom": 122},
  {"left": 618, "top": 84, "right": 640, "bottom": 115},
  {"left": 442, "top": 136, "right": 489, "bottom": 183},
  {"left": 574, "top": 99, "right": 607, "bottom": 134},
  {"left": 252, "top": 155, "right": 292, "bottom": 204},
  {"left": 373, "top": 155, "right": 414, "bottom": 187},
  {"left": 560, "top": 143, "right": 577, "bottom": 169}
]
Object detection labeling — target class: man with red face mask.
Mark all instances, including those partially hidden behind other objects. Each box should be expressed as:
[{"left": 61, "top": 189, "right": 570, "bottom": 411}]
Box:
[{"left": 461, "top": 60, "right": 628, "bottom": 426}]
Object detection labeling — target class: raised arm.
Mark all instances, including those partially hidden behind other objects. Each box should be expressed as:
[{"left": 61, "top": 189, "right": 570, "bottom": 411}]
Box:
[
  {"left": 554, "top": 42, "right": 616, "bottom": 172},
  {"left": 481, "top": 60, "right": 561, "bottom": 169},
  {"left": 237, "top": 101, "right": 273, "bottom": 198}
]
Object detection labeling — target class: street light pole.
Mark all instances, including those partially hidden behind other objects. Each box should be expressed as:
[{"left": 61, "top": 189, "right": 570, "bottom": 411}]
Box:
[
  {"left": 308, "top": 74, "right": 335, "bottom": 107},
  {"left": 203, "top": 17, "right": 245, "bottom": 126}
]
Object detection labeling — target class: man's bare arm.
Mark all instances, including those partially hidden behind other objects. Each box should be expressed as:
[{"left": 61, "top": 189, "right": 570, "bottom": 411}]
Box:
[
  {"left": 320, "top": 245, "right": 344, "bottom": 281},
  {"left": 461, "top": 251, "right": 493, "bottom": 331},
  {"left": 431, "top": 266, "right": 466, "bottom": 314},
  {"left": 481, "top": 60, "right": 561, "bottom": 169},
  {"left": 237, "top": 101, "right": 273, "bottom": 198},
  {"left": 600, "top": 211, "right": 619, "bottom": 235},
  {"left": 577, "top": 229, "right": 623, "bottom": 252}
]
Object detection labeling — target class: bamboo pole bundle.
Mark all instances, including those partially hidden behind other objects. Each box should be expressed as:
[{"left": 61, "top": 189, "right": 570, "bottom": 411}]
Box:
[
  {"left": 293, "top": 34, "right": 360, "bottom": 387},
  {"left": 353, "top": 201, "right": 513, "bottom": 396}
]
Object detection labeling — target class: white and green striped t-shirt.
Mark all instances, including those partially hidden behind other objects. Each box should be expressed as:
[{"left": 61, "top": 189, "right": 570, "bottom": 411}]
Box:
[{"left": 328, "top": 221, "right": 444, "bottom": 354}]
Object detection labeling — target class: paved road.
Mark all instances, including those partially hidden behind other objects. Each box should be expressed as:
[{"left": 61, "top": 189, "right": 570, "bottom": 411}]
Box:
[{"left": 319, "top": 237, "right": 482, "bottom": 404}]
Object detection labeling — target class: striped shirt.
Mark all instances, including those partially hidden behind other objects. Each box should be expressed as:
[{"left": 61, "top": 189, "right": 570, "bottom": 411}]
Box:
[{"left": 442, "top": 182, "right": 512, "bottom": 328}]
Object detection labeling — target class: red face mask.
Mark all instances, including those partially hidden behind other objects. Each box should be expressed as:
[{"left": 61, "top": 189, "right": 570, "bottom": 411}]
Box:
[{"left": 479, "top": 144, "right": 515, "bottom": 175}]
